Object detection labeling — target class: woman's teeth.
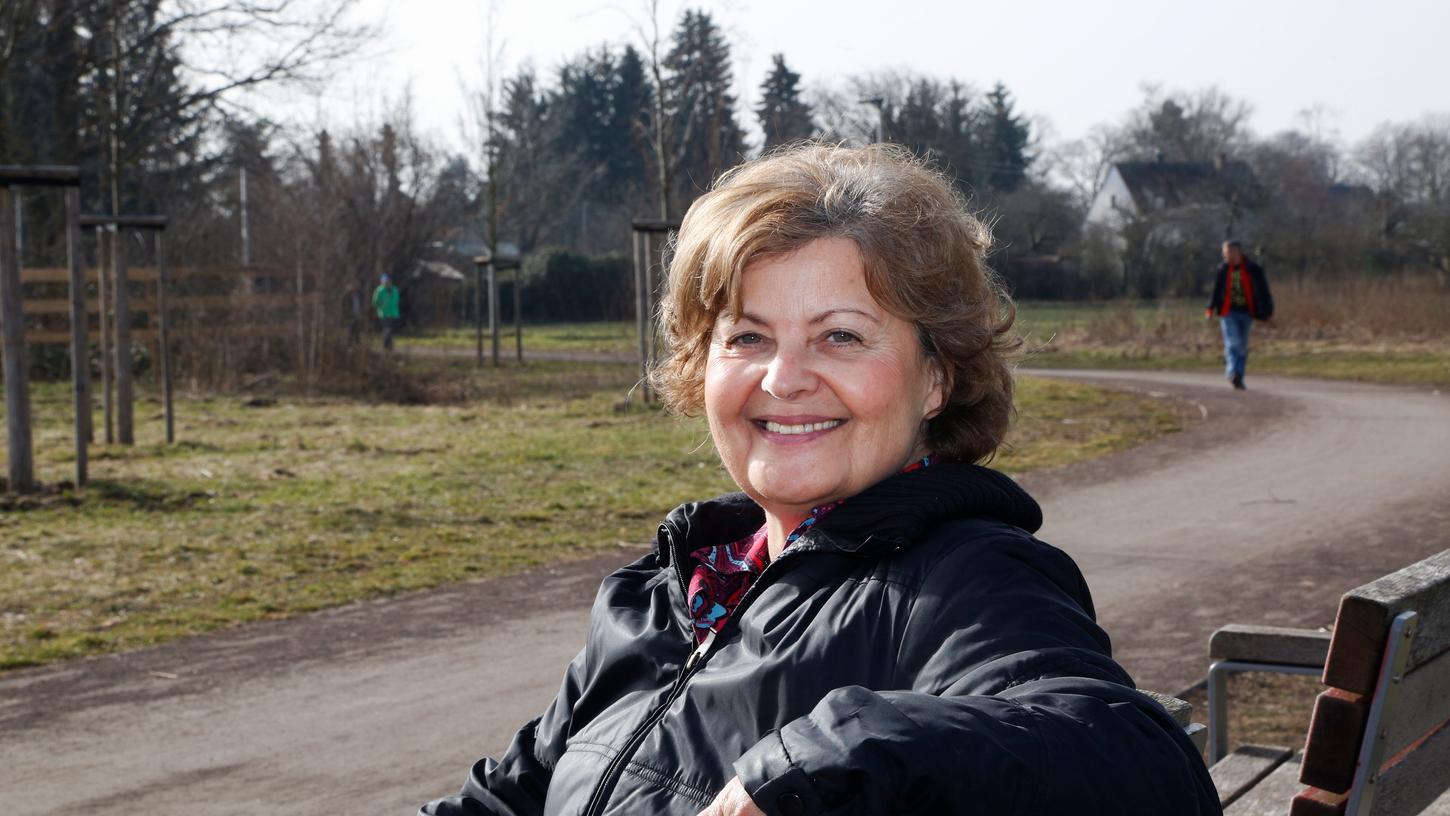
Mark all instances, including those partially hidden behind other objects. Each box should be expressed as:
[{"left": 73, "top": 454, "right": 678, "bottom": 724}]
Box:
[{"left": 763, "top": 420, "right": 842, "bottom": 435}]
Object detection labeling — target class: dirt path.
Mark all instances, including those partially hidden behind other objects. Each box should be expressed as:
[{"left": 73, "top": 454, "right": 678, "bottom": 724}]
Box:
[
  {"left": 400, "top": 345, "right": 635, "bottom": 364},
  {"left": 3, "top": 370, "right": 1448, "bottom": 815}
]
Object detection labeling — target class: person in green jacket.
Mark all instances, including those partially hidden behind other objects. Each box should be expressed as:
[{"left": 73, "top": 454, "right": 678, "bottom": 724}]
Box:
[{"left": 372, "top": 273, "right": 401, "bottom": 350}]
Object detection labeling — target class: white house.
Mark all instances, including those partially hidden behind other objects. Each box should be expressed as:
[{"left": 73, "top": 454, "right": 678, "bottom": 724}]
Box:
[{"left": 1084, "top": 156, "right": 1259, "bottom": 240}]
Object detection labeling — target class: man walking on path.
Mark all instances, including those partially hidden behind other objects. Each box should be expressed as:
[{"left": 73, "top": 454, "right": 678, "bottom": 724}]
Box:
[
  {"left": 1206, "top": 240, "right": 1273, "bottom": 389},
  {"left": 373, "top": 273, "right": 401, "bottom": 351}
]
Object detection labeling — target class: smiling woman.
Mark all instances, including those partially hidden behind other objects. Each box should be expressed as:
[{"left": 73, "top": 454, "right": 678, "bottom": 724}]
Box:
[{"left": 422, "top": 144, "right": 1221, "bottom": 816}]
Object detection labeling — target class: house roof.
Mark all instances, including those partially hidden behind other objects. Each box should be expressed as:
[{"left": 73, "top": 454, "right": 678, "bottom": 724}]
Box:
[
  {"left": 409, "top": 259, "right": 466, "bottom": 283},
  {"left": 1114, "top": 160, "right": 1257, "bottom": 212}
]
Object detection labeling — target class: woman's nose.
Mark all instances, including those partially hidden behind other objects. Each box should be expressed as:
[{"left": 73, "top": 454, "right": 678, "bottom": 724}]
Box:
[{"left": 761, "top": 345, "right": 818, "bottom": 400}]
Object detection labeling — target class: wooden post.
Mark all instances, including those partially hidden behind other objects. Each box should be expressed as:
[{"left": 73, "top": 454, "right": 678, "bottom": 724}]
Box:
[
  {"left": 0, "top": 186, "right": 35, "bottom": 492},
  {"left": 112, "top": 228, "right": 133, "bottom": 445},
  {"left": 644, "top": 231, "right": 657, "bottom": 372},
  {"left": 487, "top": 261, "right": 499, "bottom": 367},
  {"left": 633, "top": 229, "right": 648, "bottom": 401},
  {"left": 156, "top": 232, "right": 173, "bottom": 444},
  {"left": 473, "top": 257, "right": 484, "bottom": 368},
  {"left": 513, "top": 264, "right": 522, "bottom": 363},
  {"left": 295, "top": 259, "right": 305, "bottom": 380},
  {"left": 96, "top": 226, "right": 113, "bottom": 444},
  {"left": 64, "top": 188, "right": 89, "bottom": 485}
]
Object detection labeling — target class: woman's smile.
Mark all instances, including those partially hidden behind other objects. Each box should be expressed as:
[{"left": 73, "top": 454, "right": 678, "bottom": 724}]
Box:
[{"left": 755, "top": 416, "right": 846, "bottom": 438}]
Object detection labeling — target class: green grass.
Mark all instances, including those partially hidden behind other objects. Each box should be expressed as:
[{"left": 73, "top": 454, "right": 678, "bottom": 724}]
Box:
[
  {"left": 1015, "top": 301, "right": 1450, "bottom": 387},
  {"left": 1015, "top": 300, "right": 1198, "bottom": 346},
  {"left": 401, "top": 322, "right": 637, "bottom": 356},
  {"left": 1024, "top": 344, "right": 1450, "bottom": 387},
  {"left": 0, "top": 359, "right": 1178, "bottom": 670}
]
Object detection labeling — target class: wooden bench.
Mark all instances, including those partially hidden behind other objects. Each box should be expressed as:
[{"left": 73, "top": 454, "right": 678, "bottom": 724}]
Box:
[{"left": 1203, "top": 549, "right": 1450, "bottom": 815}]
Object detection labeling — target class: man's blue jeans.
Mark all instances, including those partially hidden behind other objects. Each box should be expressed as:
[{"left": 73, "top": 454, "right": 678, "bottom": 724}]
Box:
[{"left": 1219, "top": 311, "right": 1253, "bottom": 380}]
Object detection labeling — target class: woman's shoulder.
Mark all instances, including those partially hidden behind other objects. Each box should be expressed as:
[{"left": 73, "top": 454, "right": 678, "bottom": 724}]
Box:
[{"left": 894, "top": 518, "right": 1095, "bottom": 614}]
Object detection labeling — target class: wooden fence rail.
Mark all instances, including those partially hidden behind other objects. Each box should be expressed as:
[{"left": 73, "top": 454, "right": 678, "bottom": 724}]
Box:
[{"left": 3, "top": 265, "right": 322, "bottom": 347}]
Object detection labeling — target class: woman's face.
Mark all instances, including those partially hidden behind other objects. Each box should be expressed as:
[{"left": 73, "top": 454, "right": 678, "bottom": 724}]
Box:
[{"left": 704, "top": 237, "right": 946, "bottom": 524}]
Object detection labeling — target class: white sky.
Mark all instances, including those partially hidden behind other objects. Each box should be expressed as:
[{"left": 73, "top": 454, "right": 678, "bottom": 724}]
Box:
[{"left": 260, "top": 0, "right": 1450, "bottom": 156}]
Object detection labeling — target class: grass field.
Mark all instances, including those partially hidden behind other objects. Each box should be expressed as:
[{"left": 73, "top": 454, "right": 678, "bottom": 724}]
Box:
[
  {"left": 0, "top": 356, "right": 1181, "bottom": 669},
  {"left": 403, "top": 322, "right": 637, "bottom": 355},
  {"left": 1016, "top": 283, "right": 1450, "bottom": 387},
  {"left": 402, "top": 290, "right": 1450, "bottom": 388}
]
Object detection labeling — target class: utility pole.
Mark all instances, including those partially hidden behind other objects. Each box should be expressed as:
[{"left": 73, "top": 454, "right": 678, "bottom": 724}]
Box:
[{"left": 859, "top": 96, "right": 886, "bottom": 144}]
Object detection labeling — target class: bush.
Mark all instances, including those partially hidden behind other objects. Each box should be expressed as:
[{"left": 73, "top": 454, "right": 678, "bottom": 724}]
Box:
[{"left": 522, "top": 249, "right": 633, "bottom": 323}]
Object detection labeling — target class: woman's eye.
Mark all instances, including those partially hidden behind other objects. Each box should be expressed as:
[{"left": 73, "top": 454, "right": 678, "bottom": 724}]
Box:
[
  {"left": 727, "top": 332, "right": 763, "bottom": 347},
  {"left": 826, "top": 330, "right": 861, "bottom": 344}
]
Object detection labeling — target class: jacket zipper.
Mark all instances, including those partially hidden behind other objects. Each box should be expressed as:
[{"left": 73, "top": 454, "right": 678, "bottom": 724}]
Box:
[{"left": 578, "top": 539, "right": 806, "bottom": 816}]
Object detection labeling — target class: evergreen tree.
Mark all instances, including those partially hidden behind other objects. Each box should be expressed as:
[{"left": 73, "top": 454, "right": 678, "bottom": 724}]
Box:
[
  {"left": 937, "top": 81, "right": 979, "bottom": 194},
  {"left": 978, "top": 82, "right": 1031, "bottom": 193},
  {"left": 556, "top": 46, "right": 651, "bottom": 207},
  {"left": 608, "top": 45, "right": 652, "bottom": 194},
  {"left": 664, "top": 9, "right": 746, "bottom": 206},
  {"left": 891, "top": 78, "right": 944, "bottom": 160},
  {"left": 756, "top": 53, "right": 814, "bottom": 149},
  {"left": 557, "top": 49, "right": 614, "bottom": 188},
  {"left": 495, "top": 69, "right": 578, "bottom": 253}
]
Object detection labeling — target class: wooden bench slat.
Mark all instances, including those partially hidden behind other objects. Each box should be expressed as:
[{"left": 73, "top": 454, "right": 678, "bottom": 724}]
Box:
[
  {"left": 1290, "top": 787, "right": 1347, "bottom": 816},
  {"left": 1413, "top": 787, "right": 1450, "bottom": 816},
  {"left": 1226, "top": 753, "right": 1304, "bottom": 815},
  {"left": 1370, "top": 717, "right": 1450, "bottom": 816},
  {"left": 1213, "top": 745, "right": 1294, "bottom": 809},
  {"left": 1300, "top": 688, "right": 1369, "bottom": 793},
  {"left": 1324, "top": 549, "right": 1450, "bottom": 695},
  {"left": 1381, "top": 644, "right": 1450, "bottom": 762}
]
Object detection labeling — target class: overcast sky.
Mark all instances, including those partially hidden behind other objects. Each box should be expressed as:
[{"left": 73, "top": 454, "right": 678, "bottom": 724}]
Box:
[{"left": 260, "top": 0, "right": 1450, "bottom": 155}]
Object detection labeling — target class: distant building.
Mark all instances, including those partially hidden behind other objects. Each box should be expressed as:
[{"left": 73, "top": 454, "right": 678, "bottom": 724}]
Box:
[{"left": 1085, "top": 155, "right": 1259, "bottom": 241}]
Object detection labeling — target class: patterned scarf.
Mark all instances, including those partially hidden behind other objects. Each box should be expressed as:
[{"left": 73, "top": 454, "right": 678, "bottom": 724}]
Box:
[{"left": 685, "top": 456, "right": 936, "bottom": 643}]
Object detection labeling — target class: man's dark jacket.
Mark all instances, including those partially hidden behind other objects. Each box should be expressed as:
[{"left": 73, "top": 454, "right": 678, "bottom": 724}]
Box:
[
  {"left": 421, "top": 463, "right": 1221, "bottom": 815},
  {"left": 1206, "top": 258, "right": 1274, "bottom": 320}
]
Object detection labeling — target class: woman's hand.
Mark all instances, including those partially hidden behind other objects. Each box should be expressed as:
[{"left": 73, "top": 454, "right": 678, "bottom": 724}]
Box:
[{"left": 697, "top": 777, "right": 766, "bottom": 816}]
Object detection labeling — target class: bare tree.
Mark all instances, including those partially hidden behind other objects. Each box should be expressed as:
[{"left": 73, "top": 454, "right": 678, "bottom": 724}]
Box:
[
  {"left": 1119, "top": 84, "right": 1254, "bottom": 163},
  {"left": 85, "top": 0, "right": 374, "bottom": 224},
  {"left": 1356, "top": 115, "right": 1450, "bottom": 284},
  {"left": 1048, "top": 124, "right": 1130, "bottom": 213},
  {"left": 461, "top": 0, "right": 505, "bottom": 265}
]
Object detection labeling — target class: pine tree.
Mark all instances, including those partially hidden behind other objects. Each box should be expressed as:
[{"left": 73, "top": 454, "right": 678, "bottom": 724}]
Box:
[
  {"left": 664, "top": 9, "right": 746, "bottom": 206},
  {"left": 756, "top": 53, "right": 814, "bottom": 149},
  {"left": 495, "top": 69, "right": 578, "bottom": 253},
  {"left": 893, "top": 78, "right": 945, "bottom": 162},
  {"left": 608, "top": 45, "right": 652, "bottom": 195},
  {"left": 979, "top": 82, "right": 1031, "bottom": 193},
  {"left": 937, "top": 81, "right": 979, "bottom": 194}
]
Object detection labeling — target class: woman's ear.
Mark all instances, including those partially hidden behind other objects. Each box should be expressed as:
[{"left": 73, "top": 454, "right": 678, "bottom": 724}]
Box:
[{"left": 923, "top": 358, "right": 950, "bottom": 421}]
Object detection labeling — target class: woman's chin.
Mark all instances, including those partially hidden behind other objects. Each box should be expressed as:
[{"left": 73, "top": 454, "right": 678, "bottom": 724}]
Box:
[{"left": 744, "top": 475, "right": 841, "bottom": 514}]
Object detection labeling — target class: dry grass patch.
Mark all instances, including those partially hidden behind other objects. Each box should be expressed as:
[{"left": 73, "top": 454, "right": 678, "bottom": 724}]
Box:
[
  {"left": 0, "top": 359, "right": 1178, "bottom": 669},
  {"left": 1182, "top": 672, "right": 1323, "bottom": 756},
  {"left": 1018, "top": 277, "right": 1450, "bottom": 387}
]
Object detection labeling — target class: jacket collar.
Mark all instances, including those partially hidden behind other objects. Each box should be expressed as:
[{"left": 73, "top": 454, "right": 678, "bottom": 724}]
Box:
[{"left": 654, "top": 462, "right": 1042, "bottom": 568}]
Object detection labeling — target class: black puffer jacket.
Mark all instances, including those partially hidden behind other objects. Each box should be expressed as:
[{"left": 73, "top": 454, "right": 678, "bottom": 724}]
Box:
[{"left": 421, "top": 463, "right": 1220, "bottom": 815}]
